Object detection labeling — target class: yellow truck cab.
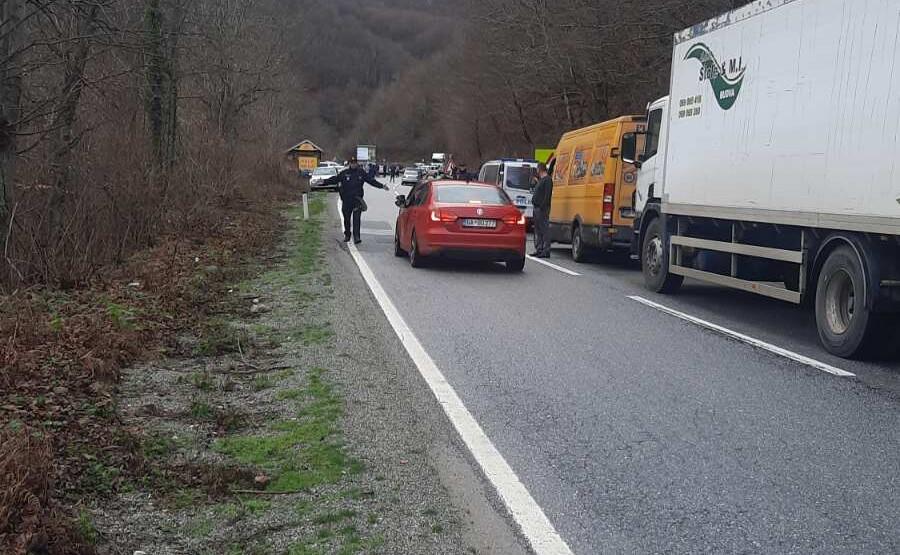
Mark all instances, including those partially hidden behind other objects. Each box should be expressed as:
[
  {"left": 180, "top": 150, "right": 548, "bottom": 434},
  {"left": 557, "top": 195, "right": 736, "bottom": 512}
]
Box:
[{"left": 549, "top": 115, "right": 645, "bottom": 262}]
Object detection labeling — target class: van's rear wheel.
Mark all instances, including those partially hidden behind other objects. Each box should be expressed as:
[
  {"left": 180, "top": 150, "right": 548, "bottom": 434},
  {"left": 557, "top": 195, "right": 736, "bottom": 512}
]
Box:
[
  {"left": 642, "top": 217, "right": 683, "bottom": 294},
  {"left": 814, "top": 245, "right": 894, "bottom": 359},
  {"left": 572, "top": 224, "right": 587, "bottom": 263}
]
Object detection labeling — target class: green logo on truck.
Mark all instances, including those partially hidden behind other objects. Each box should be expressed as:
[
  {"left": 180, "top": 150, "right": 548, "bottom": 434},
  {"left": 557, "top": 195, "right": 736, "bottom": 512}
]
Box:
[{"left": 686, "top": 43, "right": 746, "bottom": 110}]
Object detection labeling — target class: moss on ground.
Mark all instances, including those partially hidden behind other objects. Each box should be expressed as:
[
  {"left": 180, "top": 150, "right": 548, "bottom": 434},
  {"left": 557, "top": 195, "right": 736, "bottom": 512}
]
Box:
[{"left": 215, "top": 367, "right": 361, "bottom": 493}]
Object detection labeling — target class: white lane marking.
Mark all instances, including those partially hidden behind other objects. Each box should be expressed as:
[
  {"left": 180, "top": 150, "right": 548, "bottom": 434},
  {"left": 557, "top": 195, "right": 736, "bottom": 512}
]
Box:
[
  {"left": 340, "top": 201, "right": 574, "bottom": 555},
  {"left": 527, "top": 255, "right": 582, "bottom": 277},
  {"left": 627, "top": 295, "right": 856, "bottom": 378}
]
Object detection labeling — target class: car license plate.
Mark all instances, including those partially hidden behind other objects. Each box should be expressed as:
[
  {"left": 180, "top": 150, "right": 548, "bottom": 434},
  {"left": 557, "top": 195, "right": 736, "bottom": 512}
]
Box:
[
  {"left": 461, "top": 218, "right": 497, "bottom": 229},
  {"left": 516, "top": 196, "right": 527, "bottom": 207}
]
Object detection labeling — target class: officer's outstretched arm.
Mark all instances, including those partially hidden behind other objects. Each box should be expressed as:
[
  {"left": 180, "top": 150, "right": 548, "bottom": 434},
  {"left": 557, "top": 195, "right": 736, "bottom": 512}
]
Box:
[{"left": 364, "top": 174, "right": 387, "bottom": 190}]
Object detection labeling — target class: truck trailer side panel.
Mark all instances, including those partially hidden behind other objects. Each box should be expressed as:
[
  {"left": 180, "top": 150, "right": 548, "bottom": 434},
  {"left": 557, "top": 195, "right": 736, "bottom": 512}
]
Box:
[{"left": 665, "top": 0, "right": 900, "bottom": 228}]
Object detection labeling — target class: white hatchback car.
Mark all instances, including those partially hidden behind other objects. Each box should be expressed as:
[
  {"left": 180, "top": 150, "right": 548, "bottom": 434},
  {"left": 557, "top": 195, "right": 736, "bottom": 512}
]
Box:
[
  {"left": 309, "top": 166, "right": 339, "bottom": 190},
  {"left": 401, "top": 168, "right": 422, "bottom": 185}
]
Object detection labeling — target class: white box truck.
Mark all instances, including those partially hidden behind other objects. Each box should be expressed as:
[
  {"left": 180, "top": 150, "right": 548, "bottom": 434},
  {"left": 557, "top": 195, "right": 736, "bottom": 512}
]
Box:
[
  {"left": 356, "top": 145, "right": 376, "bottom": 162},
  {"left": 623, "top": 0, "right": 900, "bottom": 358}
]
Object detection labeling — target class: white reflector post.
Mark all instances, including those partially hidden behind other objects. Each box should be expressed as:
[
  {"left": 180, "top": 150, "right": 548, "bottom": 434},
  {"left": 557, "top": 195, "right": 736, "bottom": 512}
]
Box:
[{"left": 302, "top": 193, "right": 309, "bottom": 220}]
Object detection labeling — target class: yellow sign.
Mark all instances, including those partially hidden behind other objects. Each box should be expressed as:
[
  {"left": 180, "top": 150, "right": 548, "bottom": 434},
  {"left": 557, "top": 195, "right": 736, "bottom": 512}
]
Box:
[
  {"left": 534, "top": 148, "right": 555, "bottom": 164},
  {"left": 298, "top": 156, "right": 318, "bottom": 171}
]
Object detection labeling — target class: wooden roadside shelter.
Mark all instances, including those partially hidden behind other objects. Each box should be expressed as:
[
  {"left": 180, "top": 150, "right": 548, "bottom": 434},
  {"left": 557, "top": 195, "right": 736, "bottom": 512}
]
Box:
[{"left": 286, "top": 140, "right": 324, "bottom": 175}]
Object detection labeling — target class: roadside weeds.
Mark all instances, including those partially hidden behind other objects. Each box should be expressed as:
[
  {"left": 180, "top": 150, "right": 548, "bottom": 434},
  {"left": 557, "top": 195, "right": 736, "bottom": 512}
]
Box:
[{"left": 1, "top": 197, "right": 286, "bottom": 554}]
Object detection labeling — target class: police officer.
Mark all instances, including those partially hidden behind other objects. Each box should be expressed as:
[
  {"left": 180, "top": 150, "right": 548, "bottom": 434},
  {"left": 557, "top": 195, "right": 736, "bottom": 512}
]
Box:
[{"left": 323, "top": 156, "right": 388, "bottom": 244}]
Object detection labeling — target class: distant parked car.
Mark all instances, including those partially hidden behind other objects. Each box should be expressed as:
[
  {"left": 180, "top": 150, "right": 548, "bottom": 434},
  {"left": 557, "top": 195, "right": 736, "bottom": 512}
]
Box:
[
  {"left": 401, "top": 168, "right": 422, "bottom": 185},
  {"left": 309, "top": 166, "right": 339, "bottom": 190}
]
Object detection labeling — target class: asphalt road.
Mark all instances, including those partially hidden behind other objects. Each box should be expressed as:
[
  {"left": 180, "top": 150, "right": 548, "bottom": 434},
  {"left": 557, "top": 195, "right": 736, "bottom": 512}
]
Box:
[{"left": 340, "top": 179, "right": 900, "bottom": 554}]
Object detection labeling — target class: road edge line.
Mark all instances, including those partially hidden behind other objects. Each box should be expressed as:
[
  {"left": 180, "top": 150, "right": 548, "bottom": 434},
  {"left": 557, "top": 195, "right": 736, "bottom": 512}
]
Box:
[
  {"left": 341, "top": 200, "right": 574, "bottom": 555},
  {"left": 526, "top": 255, "right": 581, "bottom": 276},
  {"left": 627, "top": 295, "right": 855, "bottom": 378}
]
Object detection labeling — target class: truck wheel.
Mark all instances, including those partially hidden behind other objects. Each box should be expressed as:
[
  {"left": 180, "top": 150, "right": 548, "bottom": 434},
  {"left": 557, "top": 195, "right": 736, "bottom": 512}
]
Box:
[
  {"left": 815, "top": 245, "right": 883, "bottom": 358},
  {"left": 642, "top": 217, "right": 683, "bottom": 293},
  {"left": 572, "top": 224, "right": 587, "bottom": 263}
]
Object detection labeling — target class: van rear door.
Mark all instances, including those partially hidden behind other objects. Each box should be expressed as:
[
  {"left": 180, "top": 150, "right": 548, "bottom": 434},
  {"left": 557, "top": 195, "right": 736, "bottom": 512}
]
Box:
[
  {"left": 614, "top": 120, "right": 646, "bottom": 226},
  {"left": 502, "top": 162, "right": 537, "bottom": 217}
]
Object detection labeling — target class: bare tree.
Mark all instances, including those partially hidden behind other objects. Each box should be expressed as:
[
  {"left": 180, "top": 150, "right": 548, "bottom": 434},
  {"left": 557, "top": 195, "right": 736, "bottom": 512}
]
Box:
[
  {"left": 0, "top": 0, "right": 23, "bottom": 243},
  {"left": 45, "top": 3, "right": 103, "bottom": 265}
]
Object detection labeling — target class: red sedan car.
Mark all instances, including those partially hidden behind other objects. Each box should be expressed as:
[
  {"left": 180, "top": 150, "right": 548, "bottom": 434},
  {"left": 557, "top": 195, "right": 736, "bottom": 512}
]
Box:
[{"left": 394, "top": 180, "right": 527, "bottom": 272}]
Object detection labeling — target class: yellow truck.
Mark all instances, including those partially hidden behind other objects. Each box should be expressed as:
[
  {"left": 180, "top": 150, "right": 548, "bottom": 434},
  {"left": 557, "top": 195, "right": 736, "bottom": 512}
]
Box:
[{"left": 549, "top": 116, "right": 646, "bottom": 262}]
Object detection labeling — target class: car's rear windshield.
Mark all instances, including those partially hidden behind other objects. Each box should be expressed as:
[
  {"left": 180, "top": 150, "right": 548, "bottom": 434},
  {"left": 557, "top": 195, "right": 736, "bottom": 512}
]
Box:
[
  {"left": 313, "top": 168, "right": 336, "bottom": 176},
  {"left": 435, "top": 185, "right": 510, "bottom": 205},
  {"left": 505, "top": 165, "right": 536, "bottom": 190}
]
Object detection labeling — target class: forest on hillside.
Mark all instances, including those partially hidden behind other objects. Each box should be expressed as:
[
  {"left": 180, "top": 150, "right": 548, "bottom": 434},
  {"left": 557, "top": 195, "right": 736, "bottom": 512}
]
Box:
[{"left": 299, "top": 0, "right": 747, "bottom": 164}]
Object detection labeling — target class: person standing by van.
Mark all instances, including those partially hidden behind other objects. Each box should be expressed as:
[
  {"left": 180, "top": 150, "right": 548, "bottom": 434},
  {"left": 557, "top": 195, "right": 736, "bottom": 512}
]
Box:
[{"left": 531, "top": 162, "right": 553, "bottom": 258}]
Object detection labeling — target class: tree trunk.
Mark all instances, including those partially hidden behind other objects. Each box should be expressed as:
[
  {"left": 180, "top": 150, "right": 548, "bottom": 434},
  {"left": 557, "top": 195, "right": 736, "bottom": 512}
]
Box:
[
  {"left": 46, "top": 5, "right": 100, "bottom": 281},
  {"left": 473, "top": 115, "right": 483, "bottom": 162},
  {"left": 507, "top": 80, "right": 534, "bottom": 150},
  {"left": 145, "top": 0, "right": 165, "bottom": 167},
  {"left": 164, "top": 1, "right": 184, "bottom": 169},
  {"left": 0, "top": 0, "right": 22, "bottom": 244}
]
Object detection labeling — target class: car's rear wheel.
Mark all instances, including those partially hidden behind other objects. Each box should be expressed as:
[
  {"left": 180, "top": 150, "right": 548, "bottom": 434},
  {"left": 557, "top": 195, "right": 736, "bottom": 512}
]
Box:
[
  {"left": 409, "top": 232, "right": 426, "bottom": 268},
  {"left": 394, "top": 228, "right": 406, "bottom": 257},
  {"left": 572, "top": 224, "right": 587, "bottom": 263},
  {"left": 506, "top": 256, "right": 526, "bottom": 273}
]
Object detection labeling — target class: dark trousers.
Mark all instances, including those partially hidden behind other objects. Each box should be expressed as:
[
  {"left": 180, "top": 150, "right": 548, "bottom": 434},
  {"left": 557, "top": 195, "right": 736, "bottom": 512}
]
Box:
[
  {"left": 341, "top": 198, "right": 362, "bottom": 240},
  {"left": 533, "top": 206, "right": 551, "bottom": 255}
]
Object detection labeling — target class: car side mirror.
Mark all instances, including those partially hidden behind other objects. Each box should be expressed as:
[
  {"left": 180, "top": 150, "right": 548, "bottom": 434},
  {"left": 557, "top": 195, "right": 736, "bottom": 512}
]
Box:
[{"left": 395, "top": 195, "right": 406, "bottom": 207}]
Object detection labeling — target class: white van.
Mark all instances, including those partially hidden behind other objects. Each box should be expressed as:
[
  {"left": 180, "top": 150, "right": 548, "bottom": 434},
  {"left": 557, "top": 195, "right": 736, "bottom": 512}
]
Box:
[{"left": 477, "top": 159, "right": 538, "bottom": 221}]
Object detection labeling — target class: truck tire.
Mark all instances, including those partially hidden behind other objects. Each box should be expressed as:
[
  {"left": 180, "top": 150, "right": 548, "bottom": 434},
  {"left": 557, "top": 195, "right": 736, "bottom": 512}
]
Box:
[
  {"left": 572, "top": 224, "right": 588, "bottom": 263},
  {"left": 642, "top": 217, "right": 683, "bottom": 294},
  {"left": 815, "top": 245, "right": 891, "bottom": 359}
]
